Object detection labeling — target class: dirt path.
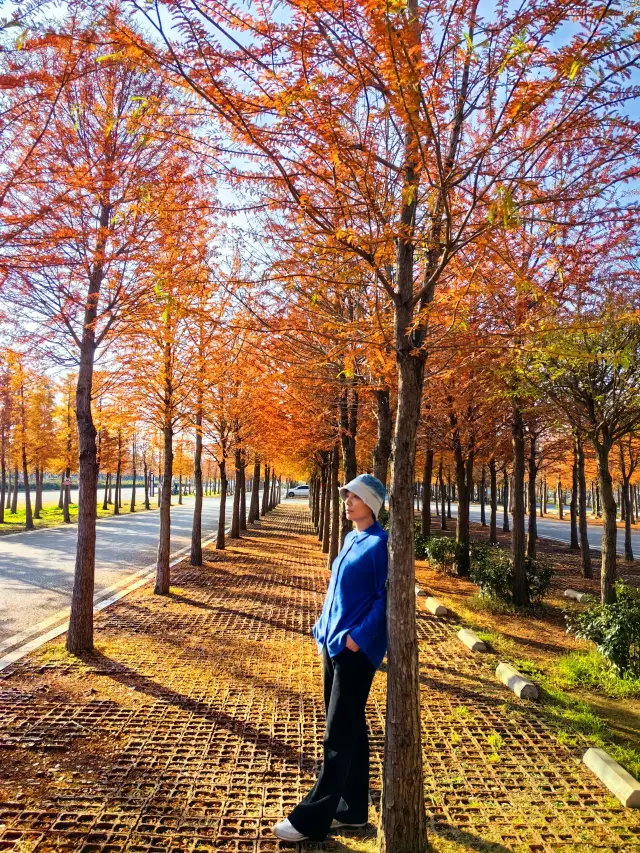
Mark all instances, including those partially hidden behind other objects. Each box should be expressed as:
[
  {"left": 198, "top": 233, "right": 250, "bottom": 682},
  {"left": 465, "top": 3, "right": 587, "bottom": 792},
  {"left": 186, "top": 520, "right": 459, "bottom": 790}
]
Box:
[{"left": 0, "top": 506, "right": 638, "bottom": 853}]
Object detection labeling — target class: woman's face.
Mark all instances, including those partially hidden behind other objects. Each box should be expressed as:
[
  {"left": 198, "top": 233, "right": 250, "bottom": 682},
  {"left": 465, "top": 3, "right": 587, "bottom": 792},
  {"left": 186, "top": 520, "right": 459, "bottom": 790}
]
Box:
[{"left": 343, "top": 491, "right": 374, "bottom": 526}]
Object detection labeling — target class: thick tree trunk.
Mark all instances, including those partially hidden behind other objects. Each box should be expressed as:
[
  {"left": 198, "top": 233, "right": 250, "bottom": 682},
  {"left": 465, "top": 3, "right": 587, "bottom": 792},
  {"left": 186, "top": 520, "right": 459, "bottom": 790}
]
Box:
[
  {"left": 328, "top": 444, "right": 340, "bottom": 567},
  {"left": 596, "top": 440, "right": 617, "bottom": 603},
  {"left": 66, "top": 205, "right": 109, "bottom": 653},
  {"left": 372, "top": 388, "right": 392, "bottom": 488},
  {"left": 447, "top": 472, "right": 452, "bottom": 519},
  {"left": 480, "top": 464, "right": 486, "bottom": 527},
  {"left": 216, "top": 459, "right": 228, "bottom": 549},
  {"left": 570, "top": 441, "right": 579, "bottom": 550},
  {"left": 577, "top": 435, "right": 592, "bottom": 577},
  {"left": 526, "top": 435, "right": 537, "bottom": 558},
  {"left": 190, "top": 402, "right": 203, "bottom": 566},
  {"left": 421, "top": 447, "right": 433, "bottom": 537},
  {"left": 382, "top": 310, "right": 427, "bottom": 853},
  {"left": 249, "top": 459, "right": 260, "bottom": 523},
  {"left": 502, "top": 466, "right": 510, "bottom": 533},
  {"left": 511, "top": 403, "right": 529, "bottom": 606},
  {"left": 489, "top": 457, "right": 497, "bottom": 544},
  {"left": 155, "top": 421, "right": 173, "bottom": 594}
]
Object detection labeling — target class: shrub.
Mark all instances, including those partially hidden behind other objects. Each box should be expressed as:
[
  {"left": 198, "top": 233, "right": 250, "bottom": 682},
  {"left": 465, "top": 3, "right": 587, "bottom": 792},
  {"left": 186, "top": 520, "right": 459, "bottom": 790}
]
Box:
[
  {"left": 525, "top": 556, "right": 553, "bottom": 604},
  {"left": 567, "top": 584, "right": 640, "bottom": 676},
  {"left": 469, "top": 546, "right": 512, "bottom": 600},
  {"left": 424, "top": 535, "right": 459, "bottom": 573},
  {"left": 378, "top": 507, "right": 389, "bottom": 530},
  {"left": 469, "top": 547, "right": 553, "bottom": 605}
]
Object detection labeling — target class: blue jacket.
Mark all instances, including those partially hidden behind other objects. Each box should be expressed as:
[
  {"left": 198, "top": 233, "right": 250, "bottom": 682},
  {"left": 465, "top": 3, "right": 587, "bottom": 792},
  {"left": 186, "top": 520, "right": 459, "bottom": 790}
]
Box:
[{"left": 313, "top": 520, "right": 388, "bottom": 669}]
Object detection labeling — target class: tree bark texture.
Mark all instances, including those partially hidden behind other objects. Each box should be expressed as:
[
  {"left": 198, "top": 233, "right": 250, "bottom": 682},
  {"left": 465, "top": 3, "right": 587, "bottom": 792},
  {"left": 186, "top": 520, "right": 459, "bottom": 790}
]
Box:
[
  {"left": 511, "top": 404, "right": 529, "bottom": 606},
  {"left": 231, "top": 447, "right": 242, "bottom": 538},
  {"left": 421, "top": 448, "right": 433, "bottom": 537},
  {"left": 216, "top": 459, "right": 228, "bottom": 550},
  {"left": 372, "top": 388, "right": 393, "bottom": 489},
  {"left": 576, "top": 435, "right": 592, "bottom": 578},
  {"left": 502, "top": 466, "right": 510, "bottom": 533},
  {"left": 596, "top": 440, "right": 617, "bottom": 604},
  {"left": 489, "top": 457, "right": 497, "bottom": 544},
  {"left": 526, "top": 434, "right": 537, "bottom": 558},
  {"left": 190, "top": 402, "right": 203, "bottom": 566},
  {"left": 155, "top": 420, "right": 173, "bottom": 594},
  {"left": 328, "top": 444, "right": 340, "bottom": 567},
  {"left": 249, "top": 459, "right": 260, "bottom": 523},
  {"left": 570, "top": 441, "right": 579, "bottom": 550}
]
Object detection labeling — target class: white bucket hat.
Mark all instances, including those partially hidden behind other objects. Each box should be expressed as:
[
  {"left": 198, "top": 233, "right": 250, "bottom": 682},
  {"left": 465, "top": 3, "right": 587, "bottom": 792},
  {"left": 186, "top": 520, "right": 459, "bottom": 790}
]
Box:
[{"left": 339, "top": 474, "right": 386, "bottom": 517}]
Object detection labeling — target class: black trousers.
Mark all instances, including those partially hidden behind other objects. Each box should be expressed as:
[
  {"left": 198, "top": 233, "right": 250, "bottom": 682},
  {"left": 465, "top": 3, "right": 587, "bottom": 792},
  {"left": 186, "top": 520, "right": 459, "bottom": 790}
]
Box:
[{"left": 289, "top": 646, "right": 376, "bottom": 841}]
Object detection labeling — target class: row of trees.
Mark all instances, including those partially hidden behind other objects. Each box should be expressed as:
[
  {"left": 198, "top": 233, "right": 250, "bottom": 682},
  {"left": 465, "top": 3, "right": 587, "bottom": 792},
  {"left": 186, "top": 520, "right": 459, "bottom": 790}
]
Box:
[{"left": 2, "top": 1, "right": 640, "bottom": 850}]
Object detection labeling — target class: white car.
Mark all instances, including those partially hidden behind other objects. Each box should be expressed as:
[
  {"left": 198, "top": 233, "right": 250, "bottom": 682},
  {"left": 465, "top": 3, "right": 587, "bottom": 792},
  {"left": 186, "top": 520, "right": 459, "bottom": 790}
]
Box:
[{"left": 287, "top": 484, "right": 310, "bottom": 498}]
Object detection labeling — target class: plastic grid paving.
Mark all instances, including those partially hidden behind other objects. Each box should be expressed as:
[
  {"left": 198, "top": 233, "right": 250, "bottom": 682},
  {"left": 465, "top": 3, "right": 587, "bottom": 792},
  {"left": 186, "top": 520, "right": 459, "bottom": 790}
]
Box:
[{"left": 0, "top": 505, "right": 637, "bottom": 853}]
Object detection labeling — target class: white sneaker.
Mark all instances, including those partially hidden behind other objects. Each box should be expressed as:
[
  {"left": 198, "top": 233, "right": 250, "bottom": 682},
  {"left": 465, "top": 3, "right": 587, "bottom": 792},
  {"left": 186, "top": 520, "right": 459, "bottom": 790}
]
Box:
[
  {"left": 331, "top": 818, "right": 367, "bottom": 829},
  {"left": 272, "top": 818, "right": 308, "bottom": 841}
]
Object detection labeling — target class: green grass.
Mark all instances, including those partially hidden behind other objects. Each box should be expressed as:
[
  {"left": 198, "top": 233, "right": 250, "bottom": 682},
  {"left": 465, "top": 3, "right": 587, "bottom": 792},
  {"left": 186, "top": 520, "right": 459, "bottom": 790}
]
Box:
[
  {"left": 552, "top": 650, "right": 640, "bottom": 699},
  {"left": 0, "top": 501, "right": 159, "bottom": 534},
  {"left": 465, "top": 593, "right": 516, "bottom": 616}
]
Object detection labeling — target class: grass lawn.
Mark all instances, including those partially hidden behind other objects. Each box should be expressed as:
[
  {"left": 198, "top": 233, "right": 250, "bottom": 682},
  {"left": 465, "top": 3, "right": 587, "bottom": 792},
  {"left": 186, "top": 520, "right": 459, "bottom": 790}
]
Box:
[{"left": 0, "top": 500, "right": 160, "bottom": 535}]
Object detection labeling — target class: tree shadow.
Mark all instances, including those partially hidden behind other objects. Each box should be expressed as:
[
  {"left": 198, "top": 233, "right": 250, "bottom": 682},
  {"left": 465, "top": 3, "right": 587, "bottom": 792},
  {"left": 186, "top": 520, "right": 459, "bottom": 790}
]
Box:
[{"left": 80, "top": 650, "right": 318, "bottom": 769}]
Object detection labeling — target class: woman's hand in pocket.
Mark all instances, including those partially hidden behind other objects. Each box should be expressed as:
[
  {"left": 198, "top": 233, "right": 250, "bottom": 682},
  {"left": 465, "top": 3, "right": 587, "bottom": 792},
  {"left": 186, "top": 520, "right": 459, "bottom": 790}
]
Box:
[{"left": 346, "top": 634, "right": 360, "bottom": 652}]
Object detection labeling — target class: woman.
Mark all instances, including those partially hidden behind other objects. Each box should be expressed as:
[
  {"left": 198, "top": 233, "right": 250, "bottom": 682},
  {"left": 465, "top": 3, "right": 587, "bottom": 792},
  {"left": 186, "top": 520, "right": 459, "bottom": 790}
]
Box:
[{"left": 273, "top": 473, "right": 388, "bottom": 842}]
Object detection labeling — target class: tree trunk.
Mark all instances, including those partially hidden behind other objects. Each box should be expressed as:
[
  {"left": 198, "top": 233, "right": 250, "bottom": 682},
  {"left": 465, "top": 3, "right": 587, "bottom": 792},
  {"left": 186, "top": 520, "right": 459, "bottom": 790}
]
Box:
[
  {"left": 570, "top": 440, "right": 579, "bottom": 550},
  {"left": 155, "top": 420, "right": 173, "bottom": 595},
  {"left": 596, "top": 439, "right": 617, "bottom": 603},
  {"left": 339, "top": 383, "right": 358, "bottom": 546},
  {"left": 102, "top": 472, "right": 109, "bottom": 511},
  {"left": 511, "top": 403, "right": 529, "bottom": 606},
  {"left": 216, "top": 459, "right": 228, "bottom": 549},
  {"left": 480, "top": 464, "right": 486, "bottom": 527},
  {"left": 66, "top": 203, "right": 110, "bottom": 654},
  {"left": 451, "top": 429, "right": 471, "bottom": 576},
  {"left": 328, "top": 444, "right": 340, "bottom": 567},
  {"left": 621, "top": 477, "right": 634, "bottom": 562},
  {"left": 318, "top": 460, "right": 327, "bottom": 543},
  {"left": 421, "top": 447, "right": 433, "bottom": 537},
  {"left": 240, "top": 460, "right": 247, "bottom": 531},
  {"left": 557, "top": 478, "right": 563, "bottom": 519},
  {"left": 526, "top": 434, "right": 537, "bottom": 558},
  {"left": 372, "top": 388, "right": 392, "bottom": 489},
  {"left": 178, "top": 472, "right": 183, "bottom": 506},
  {"left": 489, "top": 457, "right": 497, "bottom": 544},
  {"left": 576, "top": 435, "right": 592, "bottom": 577},
  {"left": 10, "top": 465, "right": 18, "bottom": 514},
  {"left": 231, "top": 448, "right": 242, "bottom": 538},
  {"left": 21, "top": 451, "right": 34, "bottom": 531},
  {"left": 130, "top": 439, "right": 137, "bottom": 512},
  {"left": 249, "top": 459, "right": 260, "bottom": 523},
  {"left": 383, "top": 309, "right": 427, "bottom": 853},
  {"left": 502, "top": 466, "right": 510, "bottom": 533},
  {"left": 0, "top": 424, "right": 5, "bottom": 524},
  {"left": 58, "top": 472, "right": 64, "bottom": 510},
  {"left": 322, "top": 455, "right": 331, "bottom": 554},
  {"left": 144, "top": 460, "right": 150, "bottom": 510},
  {"left": 114, "top": 434, "right": 122, "bottom": 516},
  {"left": 439, "top": 457, "right": 446, "bottom": 531},
  {"left": 190, "top": 401, "right": 203, "bottom": 566},
  {"left": 261, "top": 464, "right": 270, "bottom": 517}
]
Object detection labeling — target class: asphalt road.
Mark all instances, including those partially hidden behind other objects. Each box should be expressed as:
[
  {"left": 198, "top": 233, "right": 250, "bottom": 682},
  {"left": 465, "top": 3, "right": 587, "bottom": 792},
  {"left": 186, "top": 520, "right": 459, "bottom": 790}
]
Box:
[
  {"left": 0, "top": 494, "right": 234, "bottom": 649},
  {"left": 433, "top": 501, "right": 640, "bottom": 556}
]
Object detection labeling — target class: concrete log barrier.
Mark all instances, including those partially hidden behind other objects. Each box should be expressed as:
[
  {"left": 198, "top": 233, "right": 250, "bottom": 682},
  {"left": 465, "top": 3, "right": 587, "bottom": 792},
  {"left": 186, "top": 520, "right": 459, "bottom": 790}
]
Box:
[
  {"left": 496, "top": 662, "right": 538, "bottom": 700},
  {"left": 583, "top": 748, "right": 640, "bottom": 808}
]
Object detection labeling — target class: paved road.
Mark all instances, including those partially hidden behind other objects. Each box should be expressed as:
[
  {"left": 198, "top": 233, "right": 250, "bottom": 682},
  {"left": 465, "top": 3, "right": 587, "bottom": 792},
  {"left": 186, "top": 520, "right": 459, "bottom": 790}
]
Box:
[
  {"left": 0, "top": 495, "right": 235, "bottom": 648},
  {"left": 425, "top": 501, "right": 640, "bottom": 556},
  {"left": 7, "top": 485, "right": 164, "bottom": 509}
]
